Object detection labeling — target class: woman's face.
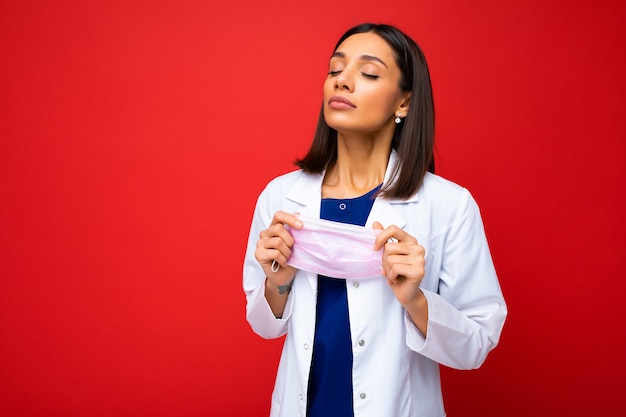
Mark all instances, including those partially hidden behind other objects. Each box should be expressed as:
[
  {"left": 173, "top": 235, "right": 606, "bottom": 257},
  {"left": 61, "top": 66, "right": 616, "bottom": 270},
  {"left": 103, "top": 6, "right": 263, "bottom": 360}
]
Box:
[{"left": 323, "top": 32, "right": 410, "bottom": 136}]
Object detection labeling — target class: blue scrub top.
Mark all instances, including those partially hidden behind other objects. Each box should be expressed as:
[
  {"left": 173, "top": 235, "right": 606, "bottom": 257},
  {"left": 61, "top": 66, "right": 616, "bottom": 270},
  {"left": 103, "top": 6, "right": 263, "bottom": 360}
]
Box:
[{"left": 306, "top": 184, "right": 381, "bottom": 417}]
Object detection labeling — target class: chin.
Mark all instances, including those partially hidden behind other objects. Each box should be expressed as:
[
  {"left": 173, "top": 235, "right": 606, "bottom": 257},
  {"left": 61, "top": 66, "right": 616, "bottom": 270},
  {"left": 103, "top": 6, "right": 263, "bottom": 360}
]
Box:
[
  {"left": 326, "top": 120, "right": 357, "bottom": 134},
  {"left": 324, "top": 112, "right": 353, "bottom": 131}
]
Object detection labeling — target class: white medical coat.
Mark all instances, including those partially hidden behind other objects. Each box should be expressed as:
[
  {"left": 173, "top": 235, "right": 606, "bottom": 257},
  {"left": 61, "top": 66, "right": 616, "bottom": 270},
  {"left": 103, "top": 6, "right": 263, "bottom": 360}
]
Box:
[{"left": 243, "top": 153, "right": 507, "bottom": 417}]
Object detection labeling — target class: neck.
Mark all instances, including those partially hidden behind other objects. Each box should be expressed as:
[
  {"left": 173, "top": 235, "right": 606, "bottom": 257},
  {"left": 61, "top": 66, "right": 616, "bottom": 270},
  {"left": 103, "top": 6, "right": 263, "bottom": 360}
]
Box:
[{"left": 322, "top": 131, "right": 391, "bottom": 199}]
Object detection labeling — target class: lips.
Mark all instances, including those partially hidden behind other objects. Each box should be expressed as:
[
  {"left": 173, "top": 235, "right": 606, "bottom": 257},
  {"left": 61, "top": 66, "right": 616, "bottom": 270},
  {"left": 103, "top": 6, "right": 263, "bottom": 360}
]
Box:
[{"left": 328, "top": 95, "right": 356, "bottom": 109}]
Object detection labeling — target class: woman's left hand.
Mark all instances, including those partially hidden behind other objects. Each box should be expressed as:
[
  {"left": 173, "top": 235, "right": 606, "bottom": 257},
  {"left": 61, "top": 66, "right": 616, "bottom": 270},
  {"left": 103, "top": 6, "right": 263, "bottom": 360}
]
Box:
[{"left": 373, "top": 222, "right": 426, "bottom": 307}]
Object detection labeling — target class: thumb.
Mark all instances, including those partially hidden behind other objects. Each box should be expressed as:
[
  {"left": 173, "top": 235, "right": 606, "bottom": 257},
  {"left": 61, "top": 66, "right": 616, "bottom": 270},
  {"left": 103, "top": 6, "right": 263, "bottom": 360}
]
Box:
[
  {"left": 372, "top": 221, "right": 386, "bottom": 251},
  {"left": 372, "top": 221, "right": 384, "bottom": 231}
]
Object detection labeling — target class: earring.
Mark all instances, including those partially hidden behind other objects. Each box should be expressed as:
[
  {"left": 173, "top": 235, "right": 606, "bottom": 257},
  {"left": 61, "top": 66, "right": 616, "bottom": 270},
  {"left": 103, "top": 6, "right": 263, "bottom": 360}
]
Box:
[{"left": 395, "top": 113, "right": 402, "bottom": 124}]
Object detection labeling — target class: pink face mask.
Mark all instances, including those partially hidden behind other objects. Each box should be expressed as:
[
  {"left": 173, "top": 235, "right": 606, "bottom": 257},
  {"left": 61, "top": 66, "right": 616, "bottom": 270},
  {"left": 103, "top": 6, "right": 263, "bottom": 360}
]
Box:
[{"left": 286, "top": 215, "right": 383, "bottom": 279}]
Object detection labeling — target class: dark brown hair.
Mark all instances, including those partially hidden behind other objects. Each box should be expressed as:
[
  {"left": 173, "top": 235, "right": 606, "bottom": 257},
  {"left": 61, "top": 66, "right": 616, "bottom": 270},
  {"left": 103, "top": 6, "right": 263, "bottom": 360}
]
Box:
[{"left": 295, "top": 23, "right": 435, "bottom": 199}]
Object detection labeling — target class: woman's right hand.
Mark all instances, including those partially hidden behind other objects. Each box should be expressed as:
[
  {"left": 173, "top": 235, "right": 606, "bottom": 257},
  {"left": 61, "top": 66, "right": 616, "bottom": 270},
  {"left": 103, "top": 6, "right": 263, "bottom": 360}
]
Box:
[{"left": 255, "top": 211, "right": 303, "bottom": 290}]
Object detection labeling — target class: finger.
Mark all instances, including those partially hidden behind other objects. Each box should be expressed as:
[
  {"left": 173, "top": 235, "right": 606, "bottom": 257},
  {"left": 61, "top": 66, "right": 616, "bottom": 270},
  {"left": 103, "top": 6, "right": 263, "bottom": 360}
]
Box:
[
  {"left": 256, "top": 232, "right": 292, "bottom": 261},
  {"left": 372, "top": 222, "right": 385, "bottom": 250},
  {"left": 384, "top": 257, "right": 425, "bottom": 281},
  {"left": 374, "top": 225, "right": 415, "bottom": 249},
  {"left": 388, "top": 227, "right": 416, "bottom": 243},
  {"left": 261, "top": 224, "right": 296, "bottom": 249},
  {"left": 264, "top": 236, "right": 294, "bottom": 262},
  {"left": 383, "top": 242, "right": 424, "bottom": 258},
  {"left": 256, "top": 246, "right": 290, "bottom": 269},
  {"left": 373, "top": 224, "right": 398, "bottom": 250},
  {"left": 385, "top": 264, "right": 411, "bottom": 281},
  {"left": 272, "top": 211, "right": 303, "bottom": 230}
]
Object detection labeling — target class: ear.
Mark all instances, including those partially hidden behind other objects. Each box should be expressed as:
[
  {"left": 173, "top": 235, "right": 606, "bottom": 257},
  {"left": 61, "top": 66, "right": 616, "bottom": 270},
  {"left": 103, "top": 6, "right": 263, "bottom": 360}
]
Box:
[{"left": 395, "top": 93, "right": 411, "bottom": 118}]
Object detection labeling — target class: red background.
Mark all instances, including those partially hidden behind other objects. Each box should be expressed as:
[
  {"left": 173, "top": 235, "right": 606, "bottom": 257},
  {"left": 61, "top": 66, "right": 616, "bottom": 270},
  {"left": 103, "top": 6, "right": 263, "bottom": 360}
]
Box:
[{"left": 1, "top": 1, "right": 625, "bottom": 416}]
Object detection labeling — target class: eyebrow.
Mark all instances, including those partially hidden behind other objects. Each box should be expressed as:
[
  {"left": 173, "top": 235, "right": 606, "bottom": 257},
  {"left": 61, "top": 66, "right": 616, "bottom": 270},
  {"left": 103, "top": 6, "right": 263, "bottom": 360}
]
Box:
[{"left": 331, "top": 52, "right": 388, "bottom": 69}]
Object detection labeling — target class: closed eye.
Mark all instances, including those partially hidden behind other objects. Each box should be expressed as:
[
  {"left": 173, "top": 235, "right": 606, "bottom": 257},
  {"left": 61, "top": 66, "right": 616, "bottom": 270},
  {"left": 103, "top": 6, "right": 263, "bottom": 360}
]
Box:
[
  {"left": 328, "top": 70, "right": 341, "bottom": 76},
  {"left": 362, "top": 73, "right": 379, "bottom": 80}
]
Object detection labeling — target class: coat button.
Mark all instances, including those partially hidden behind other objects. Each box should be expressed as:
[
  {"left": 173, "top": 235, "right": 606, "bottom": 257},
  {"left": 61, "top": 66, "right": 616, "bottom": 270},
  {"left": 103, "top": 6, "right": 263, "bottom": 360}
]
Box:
[
  {"left": 358, "top": 339, "right": 365, "bottom": 347},
  {"left": 359, "top": 392, "right": 366, "bottom": 399},
  {"left": 304, "top": 343, "right": 309, "bottom": 350},
  {"left": 299, "top": 393, "right": 303, "bottom": 400},
  {"left": 353, "top": 281, "right": 360, "bottom": 288}
]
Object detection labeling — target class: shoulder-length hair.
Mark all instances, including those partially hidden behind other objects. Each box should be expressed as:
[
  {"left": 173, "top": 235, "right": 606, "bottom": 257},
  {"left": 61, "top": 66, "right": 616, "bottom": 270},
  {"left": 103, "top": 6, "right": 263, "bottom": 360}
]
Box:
[{"left": 295, "top": 23, "right": 435, "bottom": 199}]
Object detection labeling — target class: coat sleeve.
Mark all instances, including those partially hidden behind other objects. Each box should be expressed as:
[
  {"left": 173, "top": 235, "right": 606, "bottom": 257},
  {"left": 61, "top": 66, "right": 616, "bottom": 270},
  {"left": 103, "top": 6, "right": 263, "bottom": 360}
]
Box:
[
  {"left": 405, "top": 189, "right": 507, "bottom": 369},
  {"left": 242, "top": 184, "right": 295, "bottom": 339}
]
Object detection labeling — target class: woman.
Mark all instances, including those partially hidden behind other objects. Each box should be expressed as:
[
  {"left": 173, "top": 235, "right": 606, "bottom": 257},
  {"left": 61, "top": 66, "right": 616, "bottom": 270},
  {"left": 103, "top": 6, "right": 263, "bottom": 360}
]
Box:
[{"left": 243, "top": 23, "right": 507, "bottom": 417}]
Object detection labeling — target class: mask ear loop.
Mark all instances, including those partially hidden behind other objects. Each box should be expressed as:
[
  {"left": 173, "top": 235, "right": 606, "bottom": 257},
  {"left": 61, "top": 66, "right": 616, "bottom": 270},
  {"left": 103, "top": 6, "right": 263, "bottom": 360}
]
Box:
[{"left": 271, "top": 260, "right": 280, "bottom": 273}]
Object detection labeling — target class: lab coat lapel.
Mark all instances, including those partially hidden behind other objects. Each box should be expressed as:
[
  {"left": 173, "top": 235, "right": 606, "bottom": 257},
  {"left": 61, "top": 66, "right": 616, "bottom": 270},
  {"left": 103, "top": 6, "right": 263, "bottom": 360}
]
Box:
[
  {"left": 366, "top": 151, "right": 418, "bottom": 229},
  {"left": 285, "top": 171, "right": 322, "bottom": 218},
  {"left": 367, "top": 198, "right": 407, "bottom": 229}
]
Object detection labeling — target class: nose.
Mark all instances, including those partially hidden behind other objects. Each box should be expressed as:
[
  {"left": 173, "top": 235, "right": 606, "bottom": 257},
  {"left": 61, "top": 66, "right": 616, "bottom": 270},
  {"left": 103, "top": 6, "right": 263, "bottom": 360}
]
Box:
[{"left": 334, "top": 68, "right": 354, "bottom": 92}]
